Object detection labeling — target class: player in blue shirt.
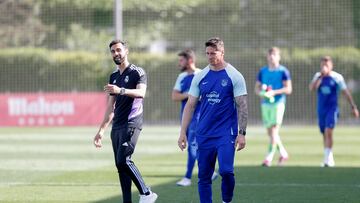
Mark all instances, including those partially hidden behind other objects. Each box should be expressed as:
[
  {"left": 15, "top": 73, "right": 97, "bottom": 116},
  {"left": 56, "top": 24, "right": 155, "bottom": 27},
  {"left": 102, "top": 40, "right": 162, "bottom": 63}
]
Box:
[
  {"left": 172, "top": 50, "right": 218, "bottom": 187},
  {"left": 255, "top": 47, "right": 292, "bottom": 167},
  {"left": 178, "top": 38, "right": 248, "bottom": 203},
  {"left": 309, "top": 56, "right": 359, "bottom": 167},
  {"left": 172, "top": 49, "right": 202, "bottom": 186}
]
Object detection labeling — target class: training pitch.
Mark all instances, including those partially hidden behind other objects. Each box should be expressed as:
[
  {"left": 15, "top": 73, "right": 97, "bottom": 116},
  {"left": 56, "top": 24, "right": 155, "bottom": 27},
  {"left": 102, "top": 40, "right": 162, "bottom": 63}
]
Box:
[{"left": 0, "top": 126, "right": 359, "bottom": 203}]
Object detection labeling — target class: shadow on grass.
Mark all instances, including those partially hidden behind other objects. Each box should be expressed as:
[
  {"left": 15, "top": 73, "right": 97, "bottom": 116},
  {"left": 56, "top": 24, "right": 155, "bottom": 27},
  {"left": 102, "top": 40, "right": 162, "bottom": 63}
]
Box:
[{"left": 93, "top": 166, "right": 360, "bottom": 203}]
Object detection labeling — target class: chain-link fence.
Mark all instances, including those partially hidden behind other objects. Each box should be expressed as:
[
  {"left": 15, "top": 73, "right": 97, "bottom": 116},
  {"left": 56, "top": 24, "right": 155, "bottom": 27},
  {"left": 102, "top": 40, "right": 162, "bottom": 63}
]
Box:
[{"left": 1, "top": 0, "right": 359, "bottom": 125}]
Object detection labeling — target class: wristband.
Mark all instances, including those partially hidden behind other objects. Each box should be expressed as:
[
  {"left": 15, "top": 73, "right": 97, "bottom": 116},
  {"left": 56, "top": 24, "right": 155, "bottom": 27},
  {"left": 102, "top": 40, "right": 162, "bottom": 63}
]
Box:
[{"left": 239, "top": 129, "right": 246, "bottom": 136}]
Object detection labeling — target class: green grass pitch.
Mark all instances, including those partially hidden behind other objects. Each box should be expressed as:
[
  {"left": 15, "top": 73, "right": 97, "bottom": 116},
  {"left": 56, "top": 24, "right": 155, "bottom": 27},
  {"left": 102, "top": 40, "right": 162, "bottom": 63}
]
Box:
[{"left": 0, "top": 126, "right": 359, "bottom": 203}]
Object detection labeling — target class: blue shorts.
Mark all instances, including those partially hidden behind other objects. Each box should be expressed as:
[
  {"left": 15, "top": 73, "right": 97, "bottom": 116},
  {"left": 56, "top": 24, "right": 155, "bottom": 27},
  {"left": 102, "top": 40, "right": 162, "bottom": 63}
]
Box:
[{"left": 318, "top": 108, "right": 339, "bottom": 134}]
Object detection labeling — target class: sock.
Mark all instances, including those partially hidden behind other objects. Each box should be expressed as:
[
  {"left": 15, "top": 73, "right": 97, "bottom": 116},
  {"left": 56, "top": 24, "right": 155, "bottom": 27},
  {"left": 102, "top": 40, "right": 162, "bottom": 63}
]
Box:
[
  {"left": 265, "top": 143, "right": 276, "bottom": 162},
  {"left": 274, "top": 134, "right": 288, "bottom": 158},
  {"left": 327, "top": 148, "right": 334, "bottom": 165},
  {"left": 324, "top": 148, "right": 331, "bottom": 164}
]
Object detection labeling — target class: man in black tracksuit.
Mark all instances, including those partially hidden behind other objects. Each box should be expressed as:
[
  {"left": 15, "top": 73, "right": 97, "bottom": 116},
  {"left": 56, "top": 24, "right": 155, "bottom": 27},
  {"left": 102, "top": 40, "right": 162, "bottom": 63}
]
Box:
[{"left": 94, "top": 40, "right": 158, "bottom": 203}]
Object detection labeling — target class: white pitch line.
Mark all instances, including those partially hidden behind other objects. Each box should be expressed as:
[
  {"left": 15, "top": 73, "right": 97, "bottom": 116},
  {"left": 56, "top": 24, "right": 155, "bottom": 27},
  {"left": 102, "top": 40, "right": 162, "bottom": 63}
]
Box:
[
  {"left": 0, "top": 182, "right": 359, "bottom": 188},
  {"left": 0, "top": 182, "right": 119, "bottom": 187},
  {"left": 236, "top": 182, "right": 360, "bottom": 188}
]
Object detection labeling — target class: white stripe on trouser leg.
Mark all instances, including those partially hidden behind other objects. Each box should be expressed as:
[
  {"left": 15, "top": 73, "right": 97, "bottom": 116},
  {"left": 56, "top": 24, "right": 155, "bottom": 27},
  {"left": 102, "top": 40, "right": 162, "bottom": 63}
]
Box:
[
  {"left": 126, "top": 158, "right": 148, "bottom": 193},
  {"left": 126, "top": 159, "right": 144, "bottom": 187},
  {"left": 127, "top": 160, "right": 147, "bottom": 192},
  {"left": 130, "top": 164, "right": 148, "bottom": 193}
]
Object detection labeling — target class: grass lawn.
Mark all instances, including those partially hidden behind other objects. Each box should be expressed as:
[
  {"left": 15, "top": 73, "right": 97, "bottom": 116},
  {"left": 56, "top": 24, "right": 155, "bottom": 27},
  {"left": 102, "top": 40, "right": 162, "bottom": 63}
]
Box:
[{"left": 0, "top": 126, "right": 359, "bottom": 203}]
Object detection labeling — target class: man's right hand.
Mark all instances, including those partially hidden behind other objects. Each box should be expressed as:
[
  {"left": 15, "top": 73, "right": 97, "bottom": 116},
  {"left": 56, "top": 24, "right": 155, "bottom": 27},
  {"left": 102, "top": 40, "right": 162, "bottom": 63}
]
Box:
[
  {"left": 259, "top": 90, "right": 266, "bottom": 98},
  {"left": 94, "top": 133, "right": 103, "bottom": 148},
  {"left": 177, "top": 132, "right": 187, "bottom": 151}
]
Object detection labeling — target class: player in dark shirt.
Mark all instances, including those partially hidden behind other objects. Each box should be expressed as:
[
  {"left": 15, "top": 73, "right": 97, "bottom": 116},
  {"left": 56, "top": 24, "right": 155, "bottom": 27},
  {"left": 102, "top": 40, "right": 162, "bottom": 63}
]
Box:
[{"left": 94, "top": 40, "right": 157, "bottom": 203}]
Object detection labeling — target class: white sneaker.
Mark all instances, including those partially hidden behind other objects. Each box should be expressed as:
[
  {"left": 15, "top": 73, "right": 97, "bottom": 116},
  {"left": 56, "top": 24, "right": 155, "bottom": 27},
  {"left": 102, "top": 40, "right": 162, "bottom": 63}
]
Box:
[
  {"left": 139, "top": 191, "right": 158, "bottom": 203},
  {"left": 321, "top": 162, "right": 335, "bottom": 167},
  {"left": 211, "top": 172, "right": 219, "bottom": 181},
  {"left": 176, "top": 177, "right": 191, "bottom": 186},
  {"left": 327, "top": 158, "right": 335, "bottom": 167}
]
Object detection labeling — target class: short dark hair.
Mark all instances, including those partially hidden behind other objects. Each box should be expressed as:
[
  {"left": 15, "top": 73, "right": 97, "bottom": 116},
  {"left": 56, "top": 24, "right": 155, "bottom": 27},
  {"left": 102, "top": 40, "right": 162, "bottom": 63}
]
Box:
[
  {"left": 109, "top": 39, "right": 127, "bottom": 49},
  {"left": 321, "top": 56, "right": 332, "bottom": 62},
  {"left": 268, "top": 47, "right": 281, "bottom": 54},
  {"left": 178, "top": 49, "right": 196, "bottom": 61},
  {"left": 205, "top": 37, "right": 224, "bottom": 51}
]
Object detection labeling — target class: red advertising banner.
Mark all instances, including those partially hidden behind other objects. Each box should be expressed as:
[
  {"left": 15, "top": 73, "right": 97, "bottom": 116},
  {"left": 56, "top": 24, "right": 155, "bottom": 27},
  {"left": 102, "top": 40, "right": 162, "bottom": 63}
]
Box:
[{"left": 0, "top": 92, "right": 107, "bottom": 126}]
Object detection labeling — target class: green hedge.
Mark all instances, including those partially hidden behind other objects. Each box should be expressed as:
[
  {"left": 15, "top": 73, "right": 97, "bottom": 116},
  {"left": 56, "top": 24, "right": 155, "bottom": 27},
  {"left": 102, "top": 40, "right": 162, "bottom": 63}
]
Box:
[
  {"left": 0, "top": 48, "right": 108, "bottom": 92},
  {"left": 1, "top": 47, "right": 359, "bottom": 123},
  {"left": 7, "top": 0, "right": 353, "bottom": 51}
]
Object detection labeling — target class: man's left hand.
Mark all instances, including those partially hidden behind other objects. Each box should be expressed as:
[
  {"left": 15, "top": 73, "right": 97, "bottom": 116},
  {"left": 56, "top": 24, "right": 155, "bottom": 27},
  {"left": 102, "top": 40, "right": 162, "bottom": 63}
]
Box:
[
  {"left": 235, "top": 134, "right": 246, "bottom": 151},
  {"left": 353, "top": 107, "right": 359, "bottom": 118},
  {"left": 104, "top": 84, "right": 120, "bottom": 94},
  {"left": 264, "top": 90, "right": 275, "bottom": 98}
]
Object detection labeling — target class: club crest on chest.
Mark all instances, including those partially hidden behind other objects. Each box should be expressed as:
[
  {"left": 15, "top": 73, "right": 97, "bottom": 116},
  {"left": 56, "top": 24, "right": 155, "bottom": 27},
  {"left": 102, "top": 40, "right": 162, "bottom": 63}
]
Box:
[{"left": 221, "top": 79, "right": 228, "bottom": 87}]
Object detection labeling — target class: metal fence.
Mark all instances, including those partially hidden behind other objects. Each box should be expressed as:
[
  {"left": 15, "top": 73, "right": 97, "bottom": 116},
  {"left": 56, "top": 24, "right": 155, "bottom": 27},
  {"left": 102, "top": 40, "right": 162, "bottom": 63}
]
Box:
[{"left": 1, "top": 0, "right": 359, "bottom": 125}]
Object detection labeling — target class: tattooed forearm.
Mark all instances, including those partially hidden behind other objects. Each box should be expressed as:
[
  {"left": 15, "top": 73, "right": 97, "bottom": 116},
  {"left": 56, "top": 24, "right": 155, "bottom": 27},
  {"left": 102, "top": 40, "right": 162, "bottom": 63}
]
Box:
[{"left": 235, "top": 95, "right": 248, "bottom": 132}]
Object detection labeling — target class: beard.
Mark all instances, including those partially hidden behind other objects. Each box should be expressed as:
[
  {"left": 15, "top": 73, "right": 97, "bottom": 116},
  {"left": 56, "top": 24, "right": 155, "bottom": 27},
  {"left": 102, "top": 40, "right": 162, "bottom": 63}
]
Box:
[
  {"left": 113, "top": 56, "right": 122, "bottom": 65},
  {"left": 180, "top": 66, "right": 187, "bottom": 72}
]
